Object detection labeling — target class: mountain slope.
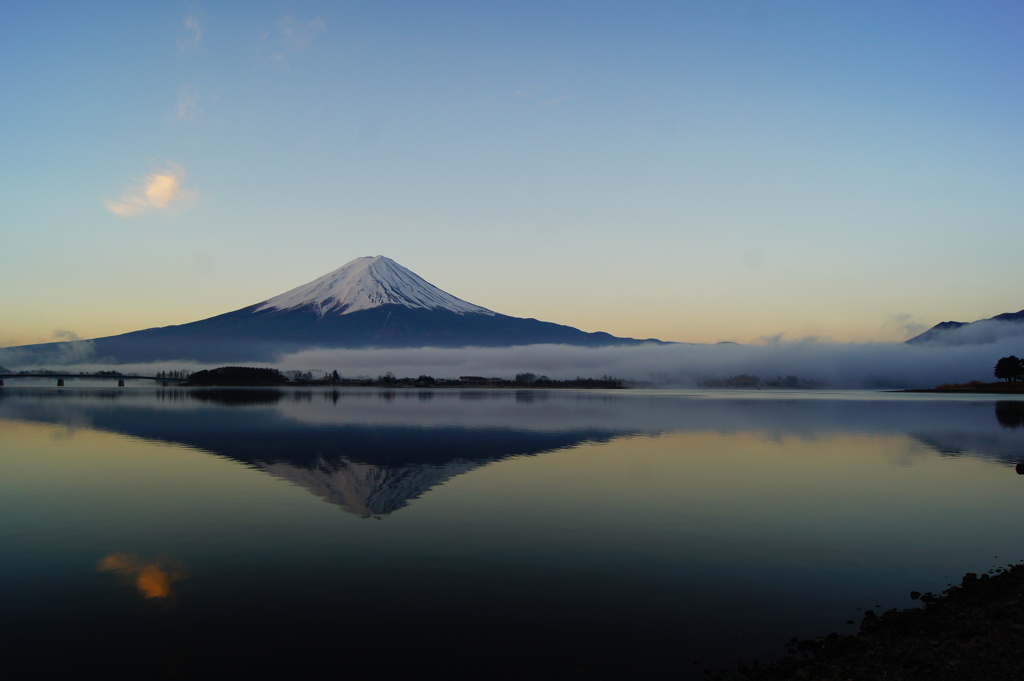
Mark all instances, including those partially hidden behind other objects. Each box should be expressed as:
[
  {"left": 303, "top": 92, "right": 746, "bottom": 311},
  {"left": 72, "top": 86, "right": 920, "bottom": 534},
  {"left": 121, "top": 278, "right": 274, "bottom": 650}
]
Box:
[
  {"left": 1, "top": 256, "right": 664, "bottom": 365},
  {"left": 256, "top": 255, "right": 495, "bottom": 317},
  {"left": 906, "top": 309, "right": 1024, "bottom": 346}
]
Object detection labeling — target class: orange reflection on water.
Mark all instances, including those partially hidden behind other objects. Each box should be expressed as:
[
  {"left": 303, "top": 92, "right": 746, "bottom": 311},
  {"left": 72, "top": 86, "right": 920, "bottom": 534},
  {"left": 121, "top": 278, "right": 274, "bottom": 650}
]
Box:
[{"left": 97, "top": 552, "right": 183, "bottom": 599}]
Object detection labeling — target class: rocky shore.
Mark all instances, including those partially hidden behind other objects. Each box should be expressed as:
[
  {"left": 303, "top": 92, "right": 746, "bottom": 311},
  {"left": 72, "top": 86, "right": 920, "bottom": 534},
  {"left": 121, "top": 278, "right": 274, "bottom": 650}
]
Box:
[{"left": 727, "top": 565, "right": 1024, "bottom": 681}]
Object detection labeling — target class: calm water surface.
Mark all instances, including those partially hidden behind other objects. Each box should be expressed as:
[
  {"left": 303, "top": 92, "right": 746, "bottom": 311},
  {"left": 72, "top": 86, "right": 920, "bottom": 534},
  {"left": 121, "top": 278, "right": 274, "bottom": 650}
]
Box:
[{"left": 2, "top": 387, "right": 1024, "bottom": 679}]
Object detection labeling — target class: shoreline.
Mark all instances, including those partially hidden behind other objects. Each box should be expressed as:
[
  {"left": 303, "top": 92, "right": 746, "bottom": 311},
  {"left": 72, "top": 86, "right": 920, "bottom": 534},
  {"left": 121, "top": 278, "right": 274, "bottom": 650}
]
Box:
[
  {"left": 902, "top": 381, "right": 1024, "bottom": 394},
  {"left": 729, "top": 564, "right": 1024, "bottom": 680}
]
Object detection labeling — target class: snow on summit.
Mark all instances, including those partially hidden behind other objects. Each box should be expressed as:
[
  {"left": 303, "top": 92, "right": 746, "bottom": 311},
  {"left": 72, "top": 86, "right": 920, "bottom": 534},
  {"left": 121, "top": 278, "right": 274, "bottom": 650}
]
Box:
[{"left": 256, "top": 256, "right": 495, "bottom": 317}]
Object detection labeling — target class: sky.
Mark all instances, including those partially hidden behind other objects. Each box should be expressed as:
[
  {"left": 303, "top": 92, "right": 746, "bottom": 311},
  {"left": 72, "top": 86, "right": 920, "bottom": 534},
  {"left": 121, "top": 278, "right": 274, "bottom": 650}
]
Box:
[{"left": 2, "top": 1, "right": 1023, "bottom": 349}]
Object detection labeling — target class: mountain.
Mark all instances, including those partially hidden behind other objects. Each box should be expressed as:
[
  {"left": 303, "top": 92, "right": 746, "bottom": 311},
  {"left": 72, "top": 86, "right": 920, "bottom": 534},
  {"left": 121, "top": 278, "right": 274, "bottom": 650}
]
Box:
[
  {"left": 256, "top": 255, "right": 496, "bottom": 317},
  {"left": 906, "top": 309, "right": 1024, "bottom": 346},
  {"left": 1, "top": 256, "right": 664, "bottom": 365}
]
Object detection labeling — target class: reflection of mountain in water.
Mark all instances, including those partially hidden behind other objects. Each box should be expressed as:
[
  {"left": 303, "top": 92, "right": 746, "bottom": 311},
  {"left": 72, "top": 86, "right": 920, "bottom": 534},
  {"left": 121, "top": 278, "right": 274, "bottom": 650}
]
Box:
[
  {"left": 260, "top": 457, "right": 481, "bottom": 517},
  {"left": 227, "top": 427, "right": 623, "bottom": 517},
  {"left": 3, "top": 388, "right": 1024, "bottom": 512},
  {"left": 0, "top": 389, "right": 627, "bottom": 517}
]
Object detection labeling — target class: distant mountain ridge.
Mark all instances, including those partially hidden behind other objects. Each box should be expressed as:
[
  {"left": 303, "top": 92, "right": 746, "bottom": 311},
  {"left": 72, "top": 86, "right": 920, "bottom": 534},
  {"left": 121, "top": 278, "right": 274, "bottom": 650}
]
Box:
[
  {"left": 1, "top": 256, "right": 665, "bottom": 365},
  {"left": 906, "top": 309, "right": 1024, "bottom": 346}
]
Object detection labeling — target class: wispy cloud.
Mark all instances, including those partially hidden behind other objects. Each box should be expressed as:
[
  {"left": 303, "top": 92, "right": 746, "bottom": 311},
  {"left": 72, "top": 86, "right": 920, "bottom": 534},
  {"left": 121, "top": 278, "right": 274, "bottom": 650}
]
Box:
[
  {"left": 279, "top": 16, "right": 325, "bottom": 51},
  {"left": 176, "top": 84, "right": 200, "bottom": 123},
  {"left": 179, "top": 10, "right": 202, "bottom": 52},
  {"left": 52, "top": 329, "right": 81, "bottom": 341},
  {"left": 266, "top": 15, "right": 325, "bottom": 63},
  {"left": 538, "top": 94, "right": 572, "bottom": 107},
  {"left": 0, "top": 340, "right": 97, "bottom": 367},
  {"left": 105, "top": 163, "right": 197, "bottom": 218},
  {"left": 883, "top": 313, "right": 927, "bottom": 341}
]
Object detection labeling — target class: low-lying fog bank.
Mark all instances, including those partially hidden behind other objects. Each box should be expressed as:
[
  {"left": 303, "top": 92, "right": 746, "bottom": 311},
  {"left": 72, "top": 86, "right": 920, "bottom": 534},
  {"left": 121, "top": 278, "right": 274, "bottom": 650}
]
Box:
[{"left": 5, "top": 337, "right": 1022, "bottom": 390}]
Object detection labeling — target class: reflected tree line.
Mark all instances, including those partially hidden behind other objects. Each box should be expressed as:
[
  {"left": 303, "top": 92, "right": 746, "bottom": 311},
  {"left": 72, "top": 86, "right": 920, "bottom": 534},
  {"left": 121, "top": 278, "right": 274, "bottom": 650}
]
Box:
[{"left": 996, "top": 401, "right": 1024, "bottom": 429}]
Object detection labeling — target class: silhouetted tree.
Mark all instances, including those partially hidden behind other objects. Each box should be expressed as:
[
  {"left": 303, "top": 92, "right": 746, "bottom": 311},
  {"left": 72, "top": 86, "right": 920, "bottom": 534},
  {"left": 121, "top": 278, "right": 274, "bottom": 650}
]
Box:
[{"left": 994, "top": 356, "right": 1024, "bottom": 383}]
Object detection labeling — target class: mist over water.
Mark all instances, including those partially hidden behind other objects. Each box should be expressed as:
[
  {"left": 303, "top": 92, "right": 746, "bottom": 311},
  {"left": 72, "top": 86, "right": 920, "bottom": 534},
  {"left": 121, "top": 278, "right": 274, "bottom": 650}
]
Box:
[
  {"left": 5, "top": 337, "right": 1023, "bottom": 389},
  {"left": 275, "top": 340, "right": 1018, "bottom": 388}
]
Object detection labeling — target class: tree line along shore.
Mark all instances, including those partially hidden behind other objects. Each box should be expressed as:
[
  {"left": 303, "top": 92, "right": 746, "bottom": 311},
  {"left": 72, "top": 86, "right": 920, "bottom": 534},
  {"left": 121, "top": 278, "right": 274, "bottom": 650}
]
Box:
[{"left": 182, "top": 366, "right": 625, "bottom": 389}]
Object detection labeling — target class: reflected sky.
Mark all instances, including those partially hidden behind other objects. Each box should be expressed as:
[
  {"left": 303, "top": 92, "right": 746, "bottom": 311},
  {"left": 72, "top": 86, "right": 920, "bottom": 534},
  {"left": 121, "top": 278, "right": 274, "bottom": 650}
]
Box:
[
  {"left": 4, "top": 387, "right": 1023, "bottom": 518},
  {"left": 1, "top": 388, "right": 1023, "bottom": 679}
]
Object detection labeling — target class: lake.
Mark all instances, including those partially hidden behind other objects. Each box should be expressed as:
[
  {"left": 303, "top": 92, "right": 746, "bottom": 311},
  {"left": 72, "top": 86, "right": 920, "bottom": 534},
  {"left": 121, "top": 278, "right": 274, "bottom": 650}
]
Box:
[{"left": 2, "top": 385, "right": 1023, "bottom": 679}]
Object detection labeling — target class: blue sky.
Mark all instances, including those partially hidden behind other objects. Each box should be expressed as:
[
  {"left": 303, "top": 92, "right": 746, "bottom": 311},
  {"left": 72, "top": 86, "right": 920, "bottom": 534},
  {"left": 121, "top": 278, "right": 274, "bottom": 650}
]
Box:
[{"left": 2, "top": 1, "right": 1022, "bottom": 348}]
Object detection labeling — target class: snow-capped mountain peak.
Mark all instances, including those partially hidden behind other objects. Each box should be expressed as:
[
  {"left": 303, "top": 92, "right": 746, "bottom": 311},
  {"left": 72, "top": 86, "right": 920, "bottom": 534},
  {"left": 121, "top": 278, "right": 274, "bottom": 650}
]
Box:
[{"left": 255, "top": 256, "right": 495, "bottom": 317}]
